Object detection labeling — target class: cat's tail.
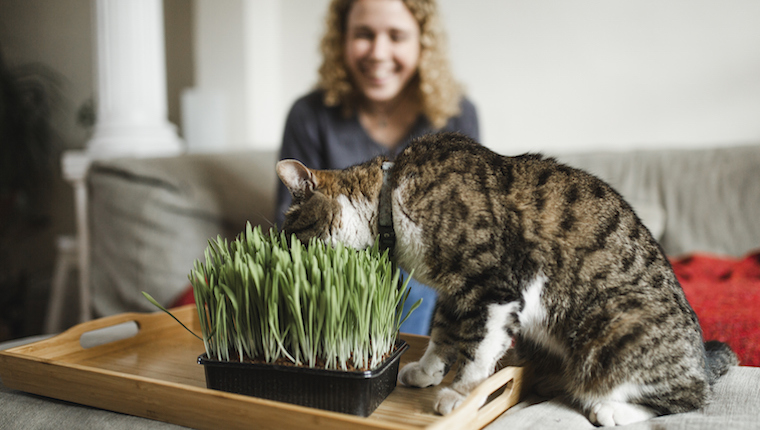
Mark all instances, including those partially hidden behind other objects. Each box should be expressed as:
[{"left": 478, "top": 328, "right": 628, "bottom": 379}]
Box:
[{"left": 704, "top": 340, "right": 739, "bottom": 384}]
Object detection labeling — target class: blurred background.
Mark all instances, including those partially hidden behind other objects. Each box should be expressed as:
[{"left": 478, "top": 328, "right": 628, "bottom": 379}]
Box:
[{"left": 0, "top": 0, "right": 759, "bottom": 340}]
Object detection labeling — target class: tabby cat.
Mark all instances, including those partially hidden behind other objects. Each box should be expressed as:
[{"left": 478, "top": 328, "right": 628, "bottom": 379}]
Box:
[{"left": 276, "top": 132, "right": 737, "bottom": 426}]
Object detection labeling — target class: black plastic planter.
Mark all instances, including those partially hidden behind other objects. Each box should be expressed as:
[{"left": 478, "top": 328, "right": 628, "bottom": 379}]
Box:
[{"left": 198, "top": 340, "right": 409, "bottom": 417}]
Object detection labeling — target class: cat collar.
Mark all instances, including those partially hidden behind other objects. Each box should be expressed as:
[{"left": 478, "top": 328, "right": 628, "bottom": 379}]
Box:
[{"left": 379, "top": 162, "right": 395, "bottom": 256}]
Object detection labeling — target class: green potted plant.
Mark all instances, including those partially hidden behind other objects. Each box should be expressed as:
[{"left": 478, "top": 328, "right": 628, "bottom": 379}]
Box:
[{"left": 146, "top": 223, "right": 419, "bottom": 416}]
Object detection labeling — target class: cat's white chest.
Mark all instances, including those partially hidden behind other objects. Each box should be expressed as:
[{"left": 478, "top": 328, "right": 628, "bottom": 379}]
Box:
[{"left": 518, "top": 275, "right": 568, "bottom": 358}]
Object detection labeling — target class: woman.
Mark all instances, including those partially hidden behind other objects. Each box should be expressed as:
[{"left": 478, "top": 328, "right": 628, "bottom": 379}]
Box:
[{"left": 277, "top": 0, "right": 480, "bottom": 335}]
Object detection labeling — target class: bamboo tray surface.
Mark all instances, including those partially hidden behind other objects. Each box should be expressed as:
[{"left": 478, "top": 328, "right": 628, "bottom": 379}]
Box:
[{"left": 0, "top": 305, "right": 526, "bottom": 430}]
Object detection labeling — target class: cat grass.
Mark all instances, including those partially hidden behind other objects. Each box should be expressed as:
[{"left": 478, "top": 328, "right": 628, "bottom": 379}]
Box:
[{"left": 146, "top": 223, "right": 419, "bottom": 371}]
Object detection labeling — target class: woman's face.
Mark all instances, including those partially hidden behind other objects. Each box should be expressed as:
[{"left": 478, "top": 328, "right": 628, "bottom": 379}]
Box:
[{"left": 344, "top": 0, "right": 421, "bottom": 104}]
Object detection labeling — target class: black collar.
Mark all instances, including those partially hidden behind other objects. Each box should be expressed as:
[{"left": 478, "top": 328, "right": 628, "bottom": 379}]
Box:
[{"left": 379, "top": 162, "right": 395, "bottom": 256}]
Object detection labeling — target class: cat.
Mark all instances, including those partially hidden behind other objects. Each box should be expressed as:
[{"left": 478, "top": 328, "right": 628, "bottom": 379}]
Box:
[{"left": 276, "top": 131, "right": 737, "bottom": 426}]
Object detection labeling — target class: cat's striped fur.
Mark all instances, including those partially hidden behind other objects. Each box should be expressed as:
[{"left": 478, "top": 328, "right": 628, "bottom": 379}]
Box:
[{"left": 276, "top": 132, "right": 737, "bottom": 426}]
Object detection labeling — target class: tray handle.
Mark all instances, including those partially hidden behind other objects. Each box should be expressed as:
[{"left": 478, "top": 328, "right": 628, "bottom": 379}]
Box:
[
  {"left": 69, "top": 306, "right": 194, "bottom": 338},
  {"left": 8, "top": 306, "right": 199, "bottom": 356},
  {"left": 429, "top": 366, "right": 525, "bottom": 430}
]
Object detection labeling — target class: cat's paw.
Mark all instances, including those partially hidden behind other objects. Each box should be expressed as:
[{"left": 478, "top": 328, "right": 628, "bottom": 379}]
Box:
[
  {"left": 398, "top": 361, "right": 444, "bottom": 387},
  {"left": 588, "top": 401, "right": 657, "bottom": 426},
  {"left": 435, "top": 387, "right": 467, "bottom": 415}
]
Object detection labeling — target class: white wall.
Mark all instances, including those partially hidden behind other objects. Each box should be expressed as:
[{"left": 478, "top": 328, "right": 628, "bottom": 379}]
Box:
[
  {"left": 4, "top": 0, "right": 759, "bottom": 155},
  {"left": 440, "top": 0, "right": 760, "bottom": 154},
  {"left": 196, "top": 0, "right": 760, "bottom": 155},
  {"left": 279, "top": 0, "right": 331, "bottom": 123},
  {"left": 193, "top": 0, "right": 329, "bottom": 150},
  {"left": 193, "top": 0, "right": 247, "bottom": 149}
]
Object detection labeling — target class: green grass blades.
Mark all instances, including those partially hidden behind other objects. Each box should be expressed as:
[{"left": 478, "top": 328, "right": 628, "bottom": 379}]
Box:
[{"left": 166, "top": 223, "right": 421, "bottom": 371}]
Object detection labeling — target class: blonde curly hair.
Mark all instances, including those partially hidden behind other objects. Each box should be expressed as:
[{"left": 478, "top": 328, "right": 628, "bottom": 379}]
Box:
[{"left": 318, "top": 0, "right": 462, "bottom": 129}]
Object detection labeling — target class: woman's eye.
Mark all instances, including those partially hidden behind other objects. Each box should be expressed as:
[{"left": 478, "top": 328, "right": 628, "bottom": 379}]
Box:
[
  {"left": 389, "top": 30, "right": 409, "bottom": 43},
  {"left": 352, "top": 29, "right": 374, "bottom": 40}
]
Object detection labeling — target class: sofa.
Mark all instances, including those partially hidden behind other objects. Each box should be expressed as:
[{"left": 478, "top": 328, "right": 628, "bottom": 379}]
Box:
[
  {"left": 86, "top": 144, "right": 760, "bottom": 308},
  {"left": 1, "top": 141, "right": 759, "bottom": 429},
  {"left": 86, "top": 143, "right": 760, "bottom": 365}
]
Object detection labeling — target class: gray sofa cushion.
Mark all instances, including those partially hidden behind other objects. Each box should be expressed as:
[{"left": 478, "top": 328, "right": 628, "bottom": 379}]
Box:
[
  {"left": 88, "top": 150, "right": 277, "bottom": 316},
  {"left": 557, "top": 144, "right": 760, "bottom": 257}
]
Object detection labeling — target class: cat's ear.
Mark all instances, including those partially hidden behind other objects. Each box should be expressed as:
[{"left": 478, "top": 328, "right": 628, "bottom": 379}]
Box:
[{"left": 276, "top": 159, "right": 318, "bottom": 199}]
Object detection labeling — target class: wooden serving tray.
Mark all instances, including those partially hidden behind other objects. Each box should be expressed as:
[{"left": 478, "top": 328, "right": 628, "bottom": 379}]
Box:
[{"left": 0, "top": 305, "right": 527, "bottom": 430}]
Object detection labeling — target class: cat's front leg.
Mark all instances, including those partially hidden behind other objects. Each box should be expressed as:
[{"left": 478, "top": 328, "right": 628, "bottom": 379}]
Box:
[
  {"left": 398, "top": 326, "right": 459, "bottom": 388},
  {"left": 435, "top": 301, "right": 519, "bottom": 415}
]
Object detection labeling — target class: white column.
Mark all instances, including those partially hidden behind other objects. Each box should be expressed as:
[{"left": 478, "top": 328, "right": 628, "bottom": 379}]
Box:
[
  {"left": 54, "top": 0, "right": 182, "bottom": 327},
  {"left": 87, "top": 0, "right": 183, "bottom": 158}
]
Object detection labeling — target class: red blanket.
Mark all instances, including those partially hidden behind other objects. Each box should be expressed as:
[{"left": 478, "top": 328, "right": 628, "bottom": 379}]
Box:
[
  {"left": 172, "top": 251, "right": 760, "bottom": 367},
  {"left": 671, "top": 251, "right": 760, "bottom": 367}
]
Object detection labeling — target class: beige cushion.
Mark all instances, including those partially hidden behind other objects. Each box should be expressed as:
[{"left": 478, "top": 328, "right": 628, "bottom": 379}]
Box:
[
  {"left": 557, "top": 144, "right": 760, "bottom": 257},
  {"left": 88, "top": 150, "right": 277, "bottom": 316}
]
